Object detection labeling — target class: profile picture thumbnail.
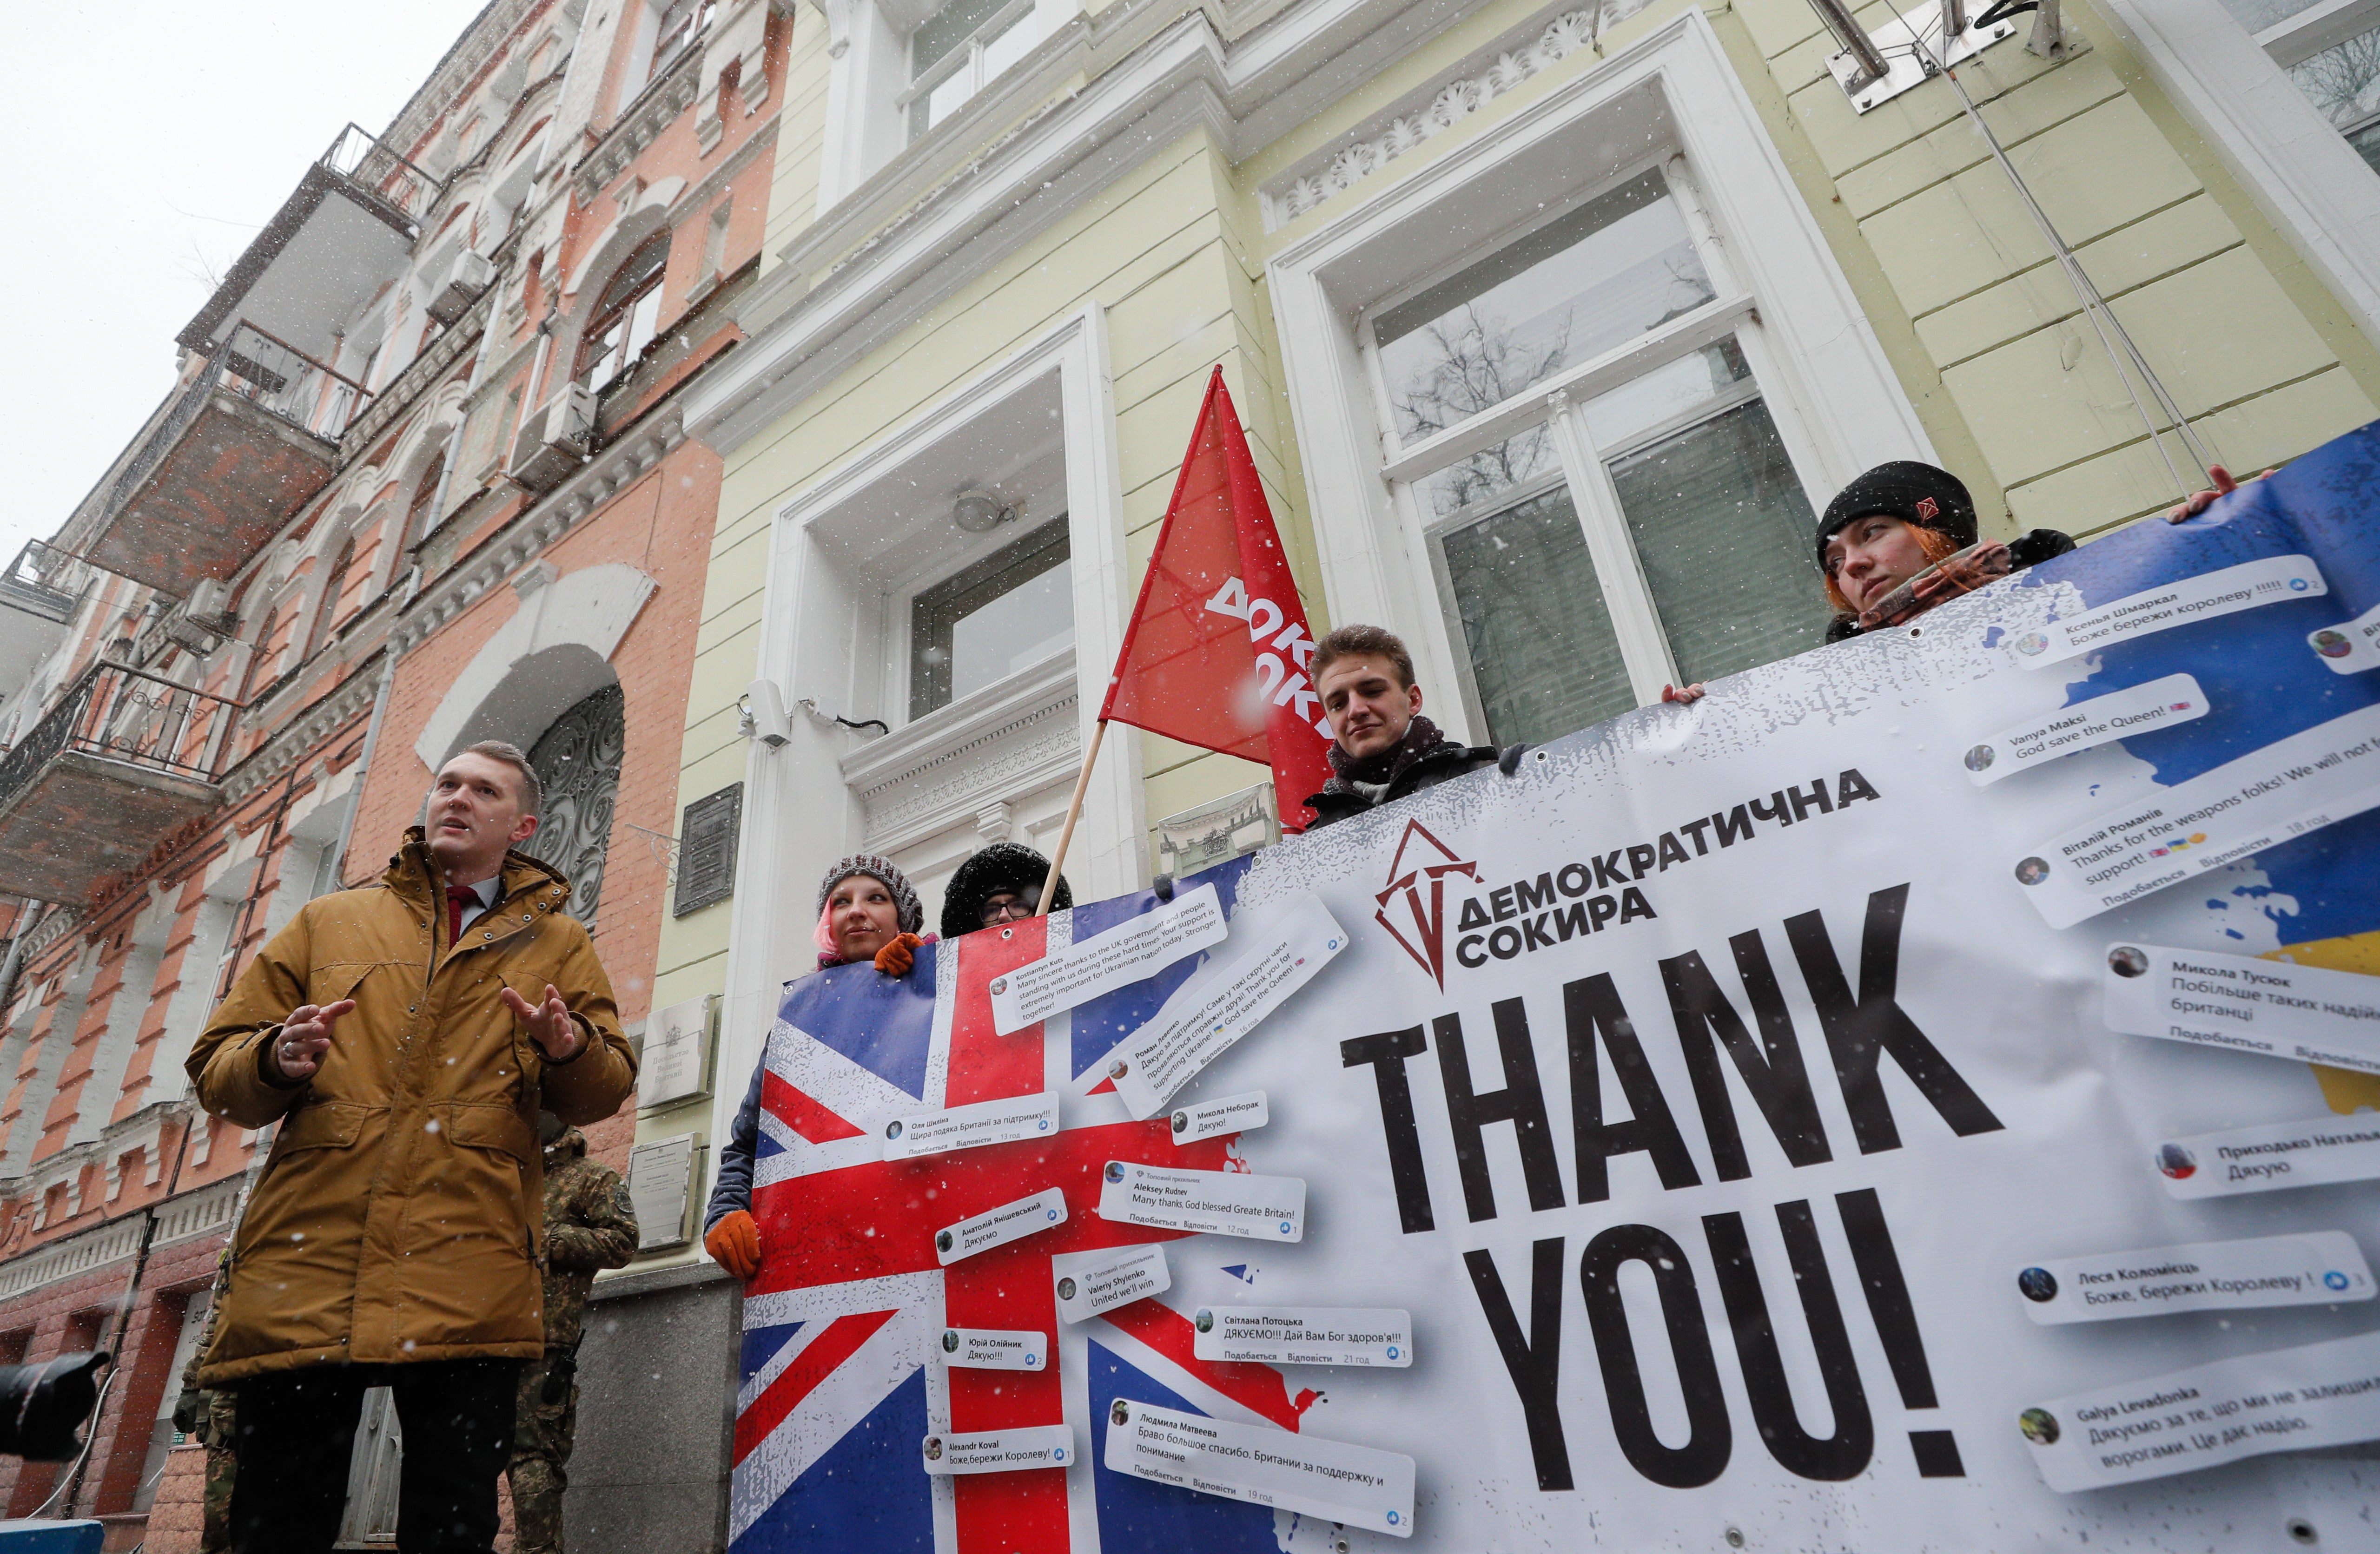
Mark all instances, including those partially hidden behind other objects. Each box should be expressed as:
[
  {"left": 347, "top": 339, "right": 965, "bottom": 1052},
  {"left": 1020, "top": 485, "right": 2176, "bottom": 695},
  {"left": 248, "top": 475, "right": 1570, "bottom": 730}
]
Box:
[
  {"left": 2016, "top": 1267, "right": 2058, "bottom": 1303},
  {"left": 924, "top": 1436, "right": 944, "bottom": 1462},
  {"left": 886, "top": 1119, "right": 906, "bottom": 1140},
  {"left": 1057, "top": 1277, "right": 1078, "bottom": 1302},
  {"left": 1109, "top": 1060, "right": 1130, "bottom": 1081},
  {"left": 2018, "top": 1408, "right": 2060, "bottom": 1446},
  {"left": 2015, "top": 856, "right": 2051, "bottom": 887},
  {"left": 1104, "top": 1161, "right": 1127, "bottom": 1184},
  {"left": 941, "top": 1330, "right": 960, "bottom": 1353},
  {"left": 2314, "top": 629, "right": 2354, "bottom": 660},
  {"left": 1964, "top": 744, "right": 1997, "bottom": 773},
  {"left": 1172, "top": 1111, "right": 1189, "bottom": 1135},
  {"left": 990, "top": 975, "right": 1009, "bottom": 995},
  {"left": 2157, "top": 1142, "right": 2197, "bottom": 1180},
  {"left": 1195, "top": 1309, "right": 1215, "bottom": 1334},
  {"left": 2108, "top": 945, "right": 2150, "bottom": 979},
  {"left": 936, "top": 1229, "right": 955, "bottom": 1254},
  {"left": 2015, "top": 631, "right": 2049, "bottom": 657},
  {"left": 1111, "top": 1400, "right": 1131, "bottom": 1427}
]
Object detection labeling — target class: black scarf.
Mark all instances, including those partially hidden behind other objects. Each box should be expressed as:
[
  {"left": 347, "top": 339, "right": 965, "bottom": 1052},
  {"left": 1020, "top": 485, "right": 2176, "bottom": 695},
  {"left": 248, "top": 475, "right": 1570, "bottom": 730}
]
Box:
[{"left": 1322, "top": 714, "right": 1454, "bottom": 801}]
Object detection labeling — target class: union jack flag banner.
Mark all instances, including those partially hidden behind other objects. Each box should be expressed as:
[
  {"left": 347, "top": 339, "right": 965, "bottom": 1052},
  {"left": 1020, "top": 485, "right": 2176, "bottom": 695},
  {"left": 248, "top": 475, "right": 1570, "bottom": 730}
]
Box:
[
  {"left": 730, "top": 425, "right": 2380, "bottom": 1552},
  {"left": 734, "top": 856, "right": 1342, "bottom": 1552}
]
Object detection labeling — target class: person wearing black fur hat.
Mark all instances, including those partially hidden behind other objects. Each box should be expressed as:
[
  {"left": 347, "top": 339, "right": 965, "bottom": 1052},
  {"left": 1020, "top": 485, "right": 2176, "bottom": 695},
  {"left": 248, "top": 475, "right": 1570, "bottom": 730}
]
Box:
[
  {"left": 940, "top": 842, "right": 1073, "bottom": 940},
  {"left": 703, "top": 853, "right": 929, "bottom": 1283},
  {"left": 1817, "top": 460, "right": 2074, "bottom": 642}
]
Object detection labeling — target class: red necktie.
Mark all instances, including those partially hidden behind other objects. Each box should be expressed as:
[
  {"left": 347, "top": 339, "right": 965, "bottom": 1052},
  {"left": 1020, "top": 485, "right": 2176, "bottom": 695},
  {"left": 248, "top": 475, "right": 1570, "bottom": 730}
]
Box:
[{"left": 447, "top": 885, "right": 477, "bottom": 944}]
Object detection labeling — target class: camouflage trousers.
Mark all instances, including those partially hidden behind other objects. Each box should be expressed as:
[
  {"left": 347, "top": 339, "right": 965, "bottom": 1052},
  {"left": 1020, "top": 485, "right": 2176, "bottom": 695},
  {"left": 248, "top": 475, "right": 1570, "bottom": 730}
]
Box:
[
  {"left": 200, "top": 1391, "right": 238, "bottom": 1554},
  {"left": 507, "top": 1351, "right": 579, "bottom": 1554}
]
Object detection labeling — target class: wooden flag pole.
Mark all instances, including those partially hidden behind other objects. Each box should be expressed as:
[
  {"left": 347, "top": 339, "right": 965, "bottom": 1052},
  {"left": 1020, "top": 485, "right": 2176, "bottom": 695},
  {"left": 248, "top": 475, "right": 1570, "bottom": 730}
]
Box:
[{"left": 1036, "top": 718, "right": 1108, "bottom": 915}]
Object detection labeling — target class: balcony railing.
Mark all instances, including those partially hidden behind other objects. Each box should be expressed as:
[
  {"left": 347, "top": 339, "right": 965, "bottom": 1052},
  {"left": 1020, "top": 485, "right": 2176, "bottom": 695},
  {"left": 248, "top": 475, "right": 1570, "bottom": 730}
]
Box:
[
  {"left": 319, "top": 122, "right": 442, "bottom": 230},
  {"left": 106, "top": 323, "right": 375, "bottom": 526},
  {"left": 0, "top": 541, "right": 89, "bottom": 627},
  {"left": 0, "top": 663, "right": 238, "bottom": 816}
]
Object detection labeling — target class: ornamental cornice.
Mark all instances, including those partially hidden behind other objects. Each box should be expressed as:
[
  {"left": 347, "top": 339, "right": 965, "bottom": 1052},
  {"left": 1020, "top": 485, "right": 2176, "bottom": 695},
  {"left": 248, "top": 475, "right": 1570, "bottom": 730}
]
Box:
[
  {"left": 575, "top": 45, "right": 707, "bottom": 206},
  {"left": 1263, "top": 5, "right": 1605, "bottom": 229},
  {"left": 338, "top": 294, "right": 491, "bottom": 462},
  {"left": 218, "top": 653, "right": 390, "bottom": 804},
  {"left": 840, "top": 655, "right": 1082, "bottom": 853},
  {"left": 388, "top": 402, "right": 688, "bottom": 656},
  {"left": 384, "top": 0, "right": 545, "bottom": 160}
]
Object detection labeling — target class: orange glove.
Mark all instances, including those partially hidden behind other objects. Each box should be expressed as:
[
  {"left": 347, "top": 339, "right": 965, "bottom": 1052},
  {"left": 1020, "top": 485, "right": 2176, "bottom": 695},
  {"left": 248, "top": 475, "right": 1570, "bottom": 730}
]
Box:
[
  {"left": 706, "top": 1209, "right": 762, "bottom": 1280},
  {"left": 874, "top": 932, "right": 925, "bottom": 977}
]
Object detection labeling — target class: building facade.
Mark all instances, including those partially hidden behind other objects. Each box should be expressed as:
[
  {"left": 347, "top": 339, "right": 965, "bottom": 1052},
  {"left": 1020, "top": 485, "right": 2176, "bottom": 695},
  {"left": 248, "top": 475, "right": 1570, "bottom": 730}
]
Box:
[
  {"left": 642, "top": 0, "right": 2380, "bottom": 1520},
  {"left": 0, "top": 0, "right": 794, "bottom": 1546},
  {"left": 3, "top": 0, "right": 2378, "bottom": 1545}
]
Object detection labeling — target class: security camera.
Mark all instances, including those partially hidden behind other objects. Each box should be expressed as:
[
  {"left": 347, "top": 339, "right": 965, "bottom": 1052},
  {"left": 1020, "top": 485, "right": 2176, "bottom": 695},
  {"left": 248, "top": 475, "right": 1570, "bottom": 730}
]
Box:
[{"left": 741, "top": 680, "right": 793, "bottom": 748}]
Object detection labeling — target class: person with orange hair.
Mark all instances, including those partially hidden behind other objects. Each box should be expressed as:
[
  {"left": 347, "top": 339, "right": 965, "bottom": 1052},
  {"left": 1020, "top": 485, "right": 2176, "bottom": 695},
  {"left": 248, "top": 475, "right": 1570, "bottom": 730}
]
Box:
[{"left": 1816, "top": 461, "right": 2076, "bottom": 642}]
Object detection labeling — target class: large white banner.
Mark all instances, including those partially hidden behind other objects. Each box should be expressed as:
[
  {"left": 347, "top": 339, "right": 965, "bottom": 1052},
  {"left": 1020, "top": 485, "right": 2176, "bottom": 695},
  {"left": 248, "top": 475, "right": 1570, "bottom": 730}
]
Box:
[{"left": 733, "top": 426, "right": 2380, "bottom": 1551}]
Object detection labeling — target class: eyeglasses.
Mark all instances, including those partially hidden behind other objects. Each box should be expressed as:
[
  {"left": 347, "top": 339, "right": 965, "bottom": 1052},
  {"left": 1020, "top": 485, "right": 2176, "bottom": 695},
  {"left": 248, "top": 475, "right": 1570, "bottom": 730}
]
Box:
[{"left": 981, "top": 889, "right": 1041, "bottom": 925}]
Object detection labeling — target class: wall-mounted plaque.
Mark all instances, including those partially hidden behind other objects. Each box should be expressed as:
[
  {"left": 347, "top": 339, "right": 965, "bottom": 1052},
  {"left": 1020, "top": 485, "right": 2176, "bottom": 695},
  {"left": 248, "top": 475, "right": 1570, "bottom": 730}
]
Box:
[
  {"left": 637, "top": 994, "right": 715, "bottom": 1112},
  {"left": 673, "top": 783, "right": 742, "bottom": 916},
  {"left": 627, "top": 1133, "right": 704, "bottom": 1253}
]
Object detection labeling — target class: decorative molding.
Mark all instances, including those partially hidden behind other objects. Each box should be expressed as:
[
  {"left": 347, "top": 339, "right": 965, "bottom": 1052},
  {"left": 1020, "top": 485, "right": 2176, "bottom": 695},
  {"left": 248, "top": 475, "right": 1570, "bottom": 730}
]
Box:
[
  {"left": 840, "top": 654, "right": 1081, "bottom": 853},
  {"left": 339, "top": 294, "right": 490, "bottom": 461},
  {"left": 388, "top": 404, "right": 688, "bottom": 656},
  {"left": 1263, "top": 7, "right": 1601, "bottom": 230},
  {"left": 698, "top": 0, "right": 777, "bottom": 151},
  {"left": 384, "top": 0, "right": 545, "bottom": 165},
  {"left": 0, "top": 1211, "right": 144, "bottom": 1302},
  {"left": 218, "top": 652, "right": 388, "bottom": 803},
  {"left": 152, "top": 1169, "right": 247, "bottom": 1247},
  {"left": 20, "top": 908, "right": 85, "bottom": 964},
  {"left": 575, "top": 45, "right": 707, "bottom": 205}
]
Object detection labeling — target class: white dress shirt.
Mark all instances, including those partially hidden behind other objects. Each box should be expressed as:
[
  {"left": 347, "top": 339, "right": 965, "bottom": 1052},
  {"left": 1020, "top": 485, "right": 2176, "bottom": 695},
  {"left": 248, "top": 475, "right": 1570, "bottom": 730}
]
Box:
[{"left": 451, "top": 874, "right": 501, "bottom": 935}]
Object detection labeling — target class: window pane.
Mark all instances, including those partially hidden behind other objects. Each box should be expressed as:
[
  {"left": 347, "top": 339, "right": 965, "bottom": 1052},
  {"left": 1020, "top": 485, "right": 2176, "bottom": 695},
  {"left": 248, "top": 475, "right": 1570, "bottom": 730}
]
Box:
[
  {"left": 981, "top": 5, "right": 1037, "bottom": 80},
  {"left": 1440, "top": 485, "right": 1634, "bottom": 747},
  {"left": 952, "top": 559, "right": 1073, "bottom": 701},
  {"left": 1374, "top": 169, "right": 1716, "bottom": 443},
  {"left": 1581, "top": 338, "right": 1751, "bottom": 451},
  {"left": 915, "top": 0, "right": 1009, "bottom": 74},
  {"left": 1607, "top": 398, "right": 1824, "bottom": 686},
  {"left": 2287, "top": 29, "right": 2380, "bottom": 139},
  {"left": 2218, "top": 0, "right": 2325, "bottom": 30},
  {"left": 912, "top": 521, "right": 1074, "bottom": 718},
  {"left": 1415, "top": 425, "right": 1558, "bottom": 519}
]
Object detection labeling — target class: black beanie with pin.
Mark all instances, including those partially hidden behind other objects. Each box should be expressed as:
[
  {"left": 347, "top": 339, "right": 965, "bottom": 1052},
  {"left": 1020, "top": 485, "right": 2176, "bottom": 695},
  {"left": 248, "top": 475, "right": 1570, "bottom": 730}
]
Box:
[{"left": 1813, "top": 461, "right": 1979, "bottom": 572}]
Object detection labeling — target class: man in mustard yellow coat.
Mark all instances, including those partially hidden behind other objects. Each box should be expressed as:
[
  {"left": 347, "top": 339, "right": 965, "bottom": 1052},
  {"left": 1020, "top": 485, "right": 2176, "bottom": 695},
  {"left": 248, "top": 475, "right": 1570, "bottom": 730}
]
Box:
[{"left": 187, "top": 740, "right": 637, "bottom": 1554}]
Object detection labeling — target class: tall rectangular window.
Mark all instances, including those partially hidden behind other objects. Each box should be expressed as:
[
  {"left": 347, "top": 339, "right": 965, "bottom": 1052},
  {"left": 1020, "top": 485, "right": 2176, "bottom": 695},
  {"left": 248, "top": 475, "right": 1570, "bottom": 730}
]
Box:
[
  {"left": 908, "top": 520, "right": 1073, "bottom": 718},
  {"left": 906, "top": 0, "right": 1044, "bottom": 140},
  {"left": 1370, "top": 161, "right": 1824, "bottom": 747}
]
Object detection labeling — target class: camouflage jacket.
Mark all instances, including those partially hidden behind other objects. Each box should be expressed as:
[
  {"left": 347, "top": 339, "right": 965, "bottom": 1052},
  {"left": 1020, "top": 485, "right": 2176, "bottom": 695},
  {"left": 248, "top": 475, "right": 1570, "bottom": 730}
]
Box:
[{"left": 541, "top": 1127, "right": 636, "bottom": 1350}]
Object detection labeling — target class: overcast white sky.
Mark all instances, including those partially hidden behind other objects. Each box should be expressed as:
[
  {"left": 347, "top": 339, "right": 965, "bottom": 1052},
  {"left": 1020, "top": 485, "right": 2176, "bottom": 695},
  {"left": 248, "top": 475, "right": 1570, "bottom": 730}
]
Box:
[{"left": 0, "top": 0, "right": 493, "bottom": 573}]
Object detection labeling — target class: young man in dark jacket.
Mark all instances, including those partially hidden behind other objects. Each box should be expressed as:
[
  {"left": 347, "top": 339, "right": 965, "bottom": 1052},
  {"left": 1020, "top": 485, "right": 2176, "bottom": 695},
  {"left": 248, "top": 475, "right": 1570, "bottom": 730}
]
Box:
[{"left": 1303, "top": 625, "right": 1521, "bottom": 829}]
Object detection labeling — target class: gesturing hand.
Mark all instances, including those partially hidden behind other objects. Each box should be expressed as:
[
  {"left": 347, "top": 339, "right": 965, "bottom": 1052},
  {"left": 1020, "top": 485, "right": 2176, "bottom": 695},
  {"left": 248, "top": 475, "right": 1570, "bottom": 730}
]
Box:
[
  {"left": 271, "top": 1000, "right": 356, "bottom": 1082},
  {"left": 501, "top": 983, "right": 583, "bottom": 1063}
]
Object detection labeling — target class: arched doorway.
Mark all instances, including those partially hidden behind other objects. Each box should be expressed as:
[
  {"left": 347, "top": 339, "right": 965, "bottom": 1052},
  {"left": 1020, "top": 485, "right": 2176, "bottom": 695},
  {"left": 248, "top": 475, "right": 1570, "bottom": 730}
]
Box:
[{"left": 523, "top": 684, "right": 625, "bottom": 928}]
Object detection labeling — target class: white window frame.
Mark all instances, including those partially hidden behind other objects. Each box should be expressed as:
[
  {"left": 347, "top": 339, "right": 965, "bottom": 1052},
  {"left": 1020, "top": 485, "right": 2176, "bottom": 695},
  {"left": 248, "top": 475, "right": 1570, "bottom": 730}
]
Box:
[
  {"left": 1268, "top": 9, "right": 1932, "bottom": 743},
  {"left": 714, "top": 303, "right": 1134, "bottom": 1173},
  {"left": 2096, "top": 0, "right": 2380, "bottom": 349},
  {"left": 899, "top": 0, "right": 1037, "bottom": 140}
]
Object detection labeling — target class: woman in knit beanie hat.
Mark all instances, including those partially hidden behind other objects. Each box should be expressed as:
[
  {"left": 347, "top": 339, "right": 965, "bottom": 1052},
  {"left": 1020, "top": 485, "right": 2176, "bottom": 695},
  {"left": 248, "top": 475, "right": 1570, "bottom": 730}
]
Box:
[
  {"left": 813, "top": 852, "right": 926, "bottom": 970},
  {"left": 1816, "top": 460, "right": 2073, "bottom": 642},
  {"left": 705, "top": 852, "right": 932, "bottom": 1283}
]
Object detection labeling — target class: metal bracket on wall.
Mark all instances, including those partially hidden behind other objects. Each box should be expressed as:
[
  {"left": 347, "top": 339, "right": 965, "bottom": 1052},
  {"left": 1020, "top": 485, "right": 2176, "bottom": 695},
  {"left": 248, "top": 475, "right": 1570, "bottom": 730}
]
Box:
[{"left": 1815, "top": 0, "right": 2019, "bottom": 113}]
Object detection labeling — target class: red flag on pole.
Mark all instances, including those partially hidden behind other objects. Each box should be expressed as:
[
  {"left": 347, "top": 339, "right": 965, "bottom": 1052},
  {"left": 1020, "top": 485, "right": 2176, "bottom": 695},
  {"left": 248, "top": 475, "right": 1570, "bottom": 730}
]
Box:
[{"left": 1100, "top": 368, "right": 1334, "bottom": 831}]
